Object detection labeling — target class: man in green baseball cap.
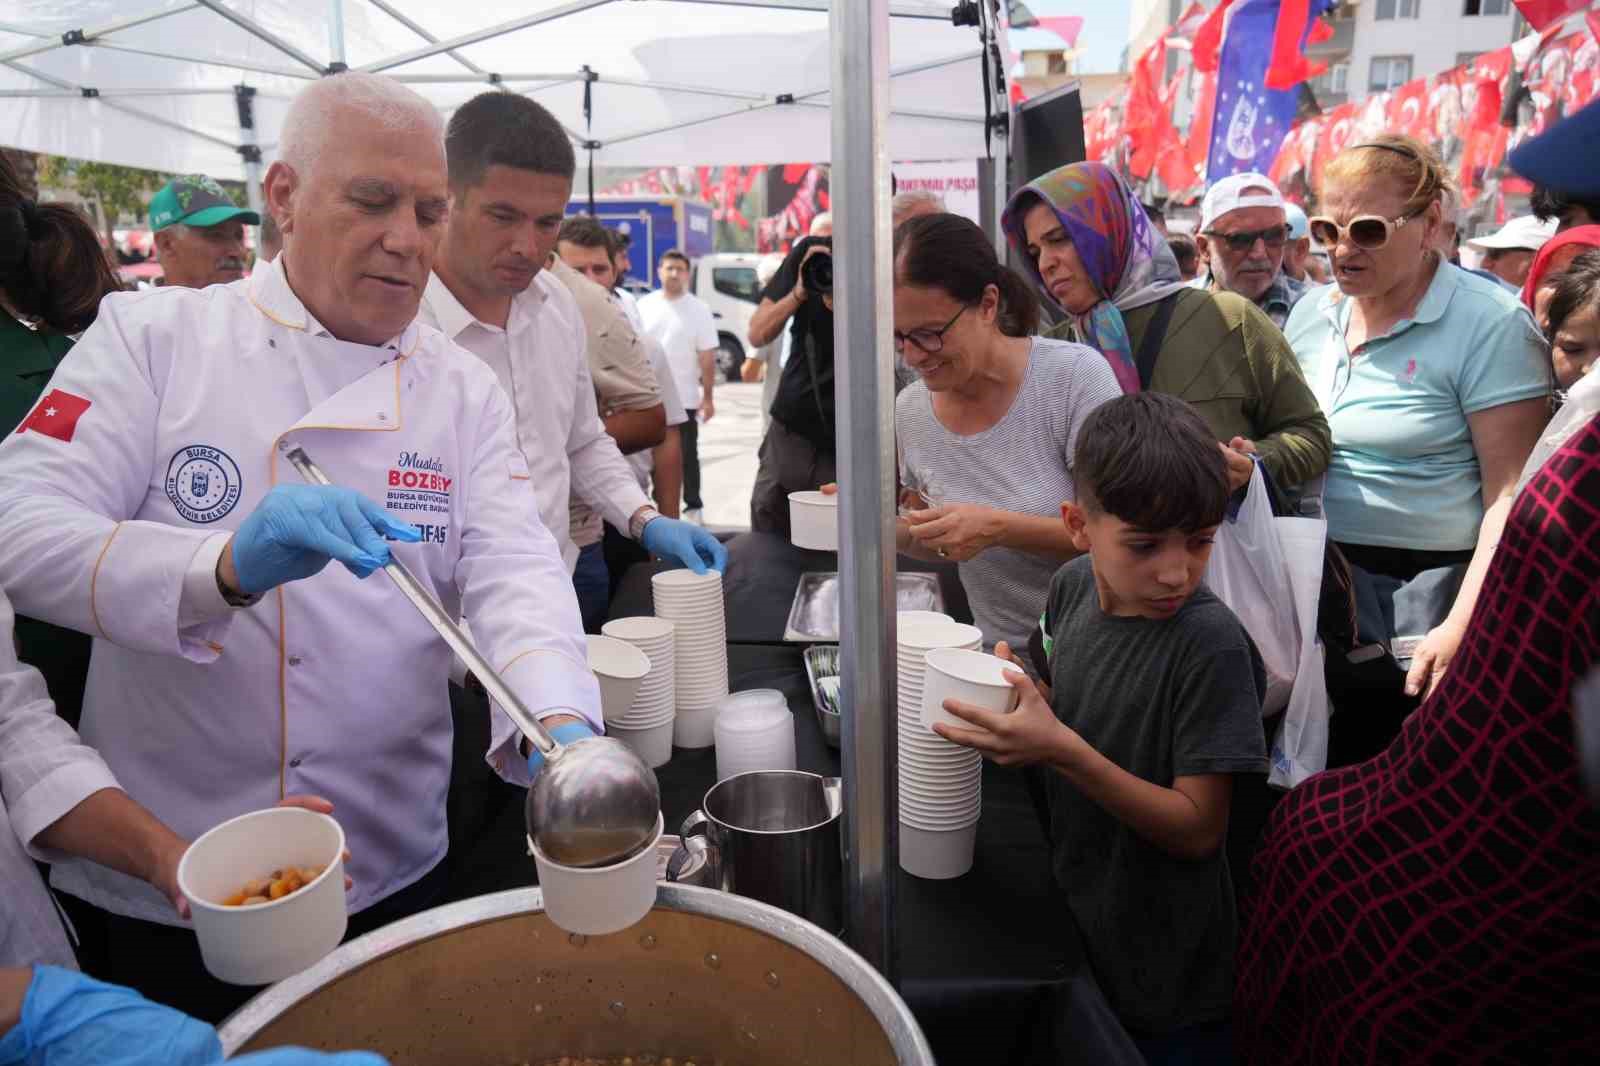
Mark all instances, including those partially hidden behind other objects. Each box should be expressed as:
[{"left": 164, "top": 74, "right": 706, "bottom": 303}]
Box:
[{"left": 148, "top": 174, "right": 260, "bottom": 289}]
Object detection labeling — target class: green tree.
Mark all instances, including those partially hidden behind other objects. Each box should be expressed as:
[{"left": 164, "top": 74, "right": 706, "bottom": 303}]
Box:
[{"left": 36, "top": 156, "right": 173, "bottom": 248}]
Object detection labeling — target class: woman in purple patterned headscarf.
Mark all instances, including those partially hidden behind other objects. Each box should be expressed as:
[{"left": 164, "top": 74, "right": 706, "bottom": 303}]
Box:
[{"left": 1002, "top": 162, "right": 1331, "bottom": 493}]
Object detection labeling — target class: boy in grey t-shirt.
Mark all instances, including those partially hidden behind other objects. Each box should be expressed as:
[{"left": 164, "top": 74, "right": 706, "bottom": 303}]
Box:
[{"left": 935, "top": 392, "right": 1267, "bottom": 1061}]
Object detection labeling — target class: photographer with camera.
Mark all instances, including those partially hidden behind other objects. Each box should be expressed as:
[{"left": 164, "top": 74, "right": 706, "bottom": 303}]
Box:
[{"left": 747, "top": 214, "right": 838, "bottom": 536}]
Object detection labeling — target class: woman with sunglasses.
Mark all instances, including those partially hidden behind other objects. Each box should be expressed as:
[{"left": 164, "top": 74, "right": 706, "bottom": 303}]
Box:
[
  {"left": 890, "top": 212, "right": 1121, "bottom": 654},
  {"left": 1004, "top": 162, "right": 1330, "bottom": 496},
  {"left": 1286, "top": 135, "right": 1549, "bottom": 743}
]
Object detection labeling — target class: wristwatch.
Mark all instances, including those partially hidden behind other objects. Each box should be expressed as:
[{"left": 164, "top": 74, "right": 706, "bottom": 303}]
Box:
[
  {"left": 214, "top": 556, "right": 262, "bottom": 609},
  {"left": 629, "top": 505, "right": 663, "bottom": 541}
]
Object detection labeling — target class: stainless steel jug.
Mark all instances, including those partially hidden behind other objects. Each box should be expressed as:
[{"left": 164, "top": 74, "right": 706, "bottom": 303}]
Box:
[{"left": 675, "top": 770, "right": 844, "bottom": 932}]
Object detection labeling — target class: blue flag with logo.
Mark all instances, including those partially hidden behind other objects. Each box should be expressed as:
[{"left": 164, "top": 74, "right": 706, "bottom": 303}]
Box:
[{"left": 1206, "top": 0, "right": 1321, "bottom": 184}]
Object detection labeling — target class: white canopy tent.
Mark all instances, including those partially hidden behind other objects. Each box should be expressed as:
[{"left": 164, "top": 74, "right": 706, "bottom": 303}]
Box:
[{"left": 0, "top": 0, "right": 1004, "bottom": 193}]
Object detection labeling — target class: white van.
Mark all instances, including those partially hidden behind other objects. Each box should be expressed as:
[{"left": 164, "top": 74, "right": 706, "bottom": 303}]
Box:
[{"left": 691, "top": 252, "right": 765, "bottom": 381}]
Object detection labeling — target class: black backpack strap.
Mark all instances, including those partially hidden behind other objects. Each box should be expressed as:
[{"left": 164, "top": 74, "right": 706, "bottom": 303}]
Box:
[{"left": 1133, "top": 292, "right": 1180, "bottom": 390}]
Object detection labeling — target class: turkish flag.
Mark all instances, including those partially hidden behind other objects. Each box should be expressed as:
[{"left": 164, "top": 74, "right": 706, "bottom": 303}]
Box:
[
  {"left": 1265, "top": 0, "right": 1330, "bottom": 91},
  {"left": 1387, "top": 80, "right": 1431, "bottom": 141},
  {"left": 16, "top": 389, "right": 91, "bottom": 443},
  {"left": 1514, "top": 1, "right": 1589, "bottom": 32},
  {"left": 1192, "top": 0, "right": 1237, "bottom": 74}
]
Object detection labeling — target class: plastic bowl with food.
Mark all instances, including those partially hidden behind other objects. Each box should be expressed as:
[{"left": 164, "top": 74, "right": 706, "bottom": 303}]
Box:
[{"left": 178, "top": 806, "right": 347, "bottom": 985}]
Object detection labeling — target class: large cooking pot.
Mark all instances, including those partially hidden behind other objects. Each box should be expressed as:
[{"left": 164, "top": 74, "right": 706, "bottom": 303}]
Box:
[{"left": 219, "top": 884, "right": 933, "bottom": 1065}]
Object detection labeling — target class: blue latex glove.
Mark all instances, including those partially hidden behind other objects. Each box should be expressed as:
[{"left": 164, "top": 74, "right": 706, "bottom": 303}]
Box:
[
  {"left": 0, "top": 967, "right": 390, "bottom": 1066},
  {"left": 231, "top": 485, "right": 421, "bottom": 595},
  {"left": 639, "top": 517, "right": 727, "bottom": 575},
  {"left": 527, "top": 720, "right": 598, "bottom": 779}
]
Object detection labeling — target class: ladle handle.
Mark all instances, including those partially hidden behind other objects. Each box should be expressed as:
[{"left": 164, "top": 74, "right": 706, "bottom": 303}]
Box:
[{"left": 283, "top": 446, "right": 560, "bottom": 760}]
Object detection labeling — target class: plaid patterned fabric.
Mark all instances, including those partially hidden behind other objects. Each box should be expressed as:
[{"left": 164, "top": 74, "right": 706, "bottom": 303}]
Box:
[{"left": 1236, "top": 413, "right": 1600, "bottom": 1064}]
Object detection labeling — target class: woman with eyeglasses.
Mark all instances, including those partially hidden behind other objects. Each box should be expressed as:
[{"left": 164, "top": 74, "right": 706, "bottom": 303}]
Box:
[
  {"left": 1004, "top": 162, "right": 1330, "bottom": 497},
  {"left": 1286, "top": 135, "right": 1549, "bottom": 737},
  {"left": 889, "top": 212, "right": 1122, "bottom": 654}
]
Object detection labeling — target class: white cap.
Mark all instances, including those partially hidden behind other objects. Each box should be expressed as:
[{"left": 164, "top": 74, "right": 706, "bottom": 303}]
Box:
[
  {"left": 1465, "top": 214, "right": 1557, "bottom": 253},
  {"left": 1199, "top": 172, "right": 1285, "bottom": 231},
  {"left": 1283, "top": 202, "right": 1309, "bottom": 240}
]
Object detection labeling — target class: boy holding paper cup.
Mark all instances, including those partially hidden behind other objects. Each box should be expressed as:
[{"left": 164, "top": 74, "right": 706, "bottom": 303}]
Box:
[{"left": 935, "top": 392, "right": 1268, "bottom": 1063}]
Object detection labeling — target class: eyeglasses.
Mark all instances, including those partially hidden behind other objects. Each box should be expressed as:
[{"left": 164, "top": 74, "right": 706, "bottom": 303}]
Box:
[
  {"left": 1308, "top": 213, "right": 1415, "bottom": 251},
  {"left": 894, "top": 305, "right": 968, "bottom": 355},
  {"left": 1203, "top": 225, "right": 1289, "bottom": 253}
]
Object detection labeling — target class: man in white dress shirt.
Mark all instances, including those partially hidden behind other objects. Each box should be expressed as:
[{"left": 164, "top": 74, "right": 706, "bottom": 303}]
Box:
[
  {"left": 638, "top": 252, "right": 720, "bottom": 520},
  {"left": 0, "top": 73, "right": 600, "bottom": 1021},
  {"left": 417, "top": 92, "right": 724, "bottom": 607}
]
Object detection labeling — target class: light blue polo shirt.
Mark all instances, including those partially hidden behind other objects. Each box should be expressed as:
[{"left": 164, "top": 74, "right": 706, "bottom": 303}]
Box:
[{"left": 1285, "top": 262, "right": 1550, "bottom": 551}]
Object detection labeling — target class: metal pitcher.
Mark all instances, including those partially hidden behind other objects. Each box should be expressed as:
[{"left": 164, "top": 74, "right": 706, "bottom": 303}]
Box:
[{"left": 674, "top": 770, "right": 843, "bottom": 932}]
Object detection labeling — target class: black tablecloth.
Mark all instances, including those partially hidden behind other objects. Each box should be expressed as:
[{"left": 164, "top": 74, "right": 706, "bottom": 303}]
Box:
[
  {"left": 607, "top": 531, "right": 976, "bottom": 645},
  {"left": 447, "top": 642, "right": 1143, "bottom": 1066}
]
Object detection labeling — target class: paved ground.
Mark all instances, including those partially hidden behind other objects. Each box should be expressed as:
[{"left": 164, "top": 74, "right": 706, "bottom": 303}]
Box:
[{"left": 692, "top": 379, "right": 766, "bottom": 532}]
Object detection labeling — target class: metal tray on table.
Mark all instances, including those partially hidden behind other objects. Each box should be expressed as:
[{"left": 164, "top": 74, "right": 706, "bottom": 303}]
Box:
[
  {"left": 782, "top": 571, "right": 944, "bottom": 643},
  {"left": 804, "top": 644, "right": 842, "bottom": 748}
]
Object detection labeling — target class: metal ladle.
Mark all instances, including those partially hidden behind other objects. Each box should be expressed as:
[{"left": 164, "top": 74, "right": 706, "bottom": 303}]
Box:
[{"left": 284, "top": 446, "right": 661, "bottom": 869}]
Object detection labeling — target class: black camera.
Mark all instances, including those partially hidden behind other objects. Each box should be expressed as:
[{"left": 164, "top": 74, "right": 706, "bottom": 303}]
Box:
[{"left": 801, "top": 245, "right": 833, "bottom": 298}]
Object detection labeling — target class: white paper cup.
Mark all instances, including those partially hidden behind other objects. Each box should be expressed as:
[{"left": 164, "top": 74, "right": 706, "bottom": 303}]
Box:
[
  {"left": 602, "top": 616, "right": 677, "bottom": 643},
  {"left": 919, "top": 648, "right": 1020, "bottom": 732},
  {"left": 608, "top": 720, "right": 675, "bottom": 767},
  {"left": 533, "top": 813, "right": 663, "bottom": 935},
  {"left": 898, "top": 620, "right": 984, "bottom": 650},
  {"left": 586, "top": 634, "right": 651, "bottom": 722},
  {"left": 898, "top": 820, "right": 979, "bottom": 880},
  {"left": 178, "top": 807, "right": 347, "bottom": 985},
  {"left": 788, "top": 490, "right": 839, "bottom": 551},
  {"left": 673, "top": 706, "right": 718, "bottom": 748}
]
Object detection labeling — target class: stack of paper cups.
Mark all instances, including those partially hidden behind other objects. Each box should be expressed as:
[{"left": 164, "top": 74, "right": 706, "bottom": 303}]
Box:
[
  {"left": 597, "top": 617, "right": 677, "bottom": 767},
  {"left": 650, "top": 570, "right": 730, "bottom": 748},
  {"left": 897, "top": 619, "right": 984, "bottom": 880}
]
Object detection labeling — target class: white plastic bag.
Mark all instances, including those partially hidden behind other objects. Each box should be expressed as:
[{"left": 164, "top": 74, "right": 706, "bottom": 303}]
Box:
[
  {"left": 1267, "top": 517, "right": 1331, "bottom": 789},
  {"left": 1204, "top": 465, "right": 1299, "bottom": 716}
]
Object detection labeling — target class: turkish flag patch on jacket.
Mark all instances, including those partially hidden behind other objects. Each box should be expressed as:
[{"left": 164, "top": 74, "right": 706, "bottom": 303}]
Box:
[{"left": 17, "top": 389, "right": 91, "bottom": 442}]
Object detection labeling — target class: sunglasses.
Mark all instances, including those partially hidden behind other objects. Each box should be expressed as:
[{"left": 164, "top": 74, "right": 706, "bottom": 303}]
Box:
[
  {"left": 1203, "top": 225, "right": 1289, "bottom": 253},
  {"left": 1308, "top": 213, "right": 1416, "bottom": 251},
  {"left": 894, "top": 305, "right": 968, "bottom": 355}
]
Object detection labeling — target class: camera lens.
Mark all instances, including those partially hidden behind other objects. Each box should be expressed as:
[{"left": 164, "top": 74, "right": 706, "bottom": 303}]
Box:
[{"left": 802, "top": 250, "right": 833, "bottom": 297}]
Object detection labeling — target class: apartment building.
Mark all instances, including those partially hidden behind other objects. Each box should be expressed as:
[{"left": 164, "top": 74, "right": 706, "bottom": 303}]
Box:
[{"left": 1332, "top": 0, "right": 1521, "bottom": 104}]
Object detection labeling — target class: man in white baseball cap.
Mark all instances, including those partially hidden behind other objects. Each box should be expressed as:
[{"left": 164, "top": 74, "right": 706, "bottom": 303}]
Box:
[
  {"left": 1465, "top": 215, "right": 1557, "bottom": 292},
  {"left": 1193, "top": 171, "right": 1307, "bottom": 327}
]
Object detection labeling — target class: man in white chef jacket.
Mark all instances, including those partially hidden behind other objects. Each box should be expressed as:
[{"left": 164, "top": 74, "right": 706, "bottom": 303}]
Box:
[
  {"left": 0, "top": 72, "right": 600, "bottom": 1021},
  {"left": 416, "top": 92, "right": 725, "bottom": 602}
]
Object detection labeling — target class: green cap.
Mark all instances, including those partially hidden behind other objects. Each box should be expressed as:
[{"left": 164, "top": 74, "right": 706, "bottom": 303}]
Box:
[{"left": 148, "top": 174, "right": 260, "bottom": 232}]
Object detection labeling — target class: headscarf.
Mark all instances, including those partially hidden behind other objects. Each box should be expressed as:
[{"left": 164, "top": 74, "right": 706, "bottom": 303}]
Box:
[
  {"left": 1001, "top": 161, "right": 1189, "bottom": 393},
  {"left": 1521, "top": 224, "right": 1600, "bottom": 312}
]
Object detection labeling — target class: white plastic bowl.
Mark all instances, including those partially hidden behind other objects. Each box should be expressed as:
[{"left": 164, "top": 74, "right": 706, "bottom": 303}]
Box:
[
  {"left": 533, "top": 813, "right": 663, "bottom": 935},
  {"left": 899, "top": 820, "right": 979, "bottom": 880},
  {"left": 919, "top": 648, "right": 1020, "bottom": 732},
  {"left": 788, "top": 490, "right": 839, "bottom": 551},
  {"left": 178, "top": 807, "right": 347, "bottom": 985},
  {"left": 897, "top": 620, "right": 984, "bottom": 650},
  {"left": 897, "top": 610, "right": 954, "bottom": 628}
]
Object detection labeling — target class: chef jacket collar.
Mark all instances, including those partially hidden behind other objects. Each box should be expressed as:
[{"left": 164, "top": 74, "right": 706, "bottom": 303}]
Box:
[
  {"left": 423, "top": 269, "right": 549, "bottom": 341},
  {"left": 248, "top": 253, "right": 418, "bottom": 354}
]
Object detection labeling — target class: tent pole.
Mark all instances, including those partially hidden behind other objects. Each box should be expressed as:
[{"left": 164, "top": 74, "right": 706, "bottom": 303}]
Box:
[
  {"left": 328, "top": 0, "right": 347, "bottom": 70},
  {"left": 0, "top": 1, "right": 202, "bottom": 64},
  {"left": 364, "top": 0, "right": 486, "bottom": 74},
  {"left": 830, "top": 0, "right": 897, "bottom": 983},
  {"left": 357, "top": 0, "right": 617, "bottom": 75},
  {"left": 236, "top": 85, "right": 265, "bottom": 217},
  {"left": 195, "top": 0, "right": 327, "bottom": 75},
  {"left": 4, "top": 58, "right": 241, "bottom": 152}
]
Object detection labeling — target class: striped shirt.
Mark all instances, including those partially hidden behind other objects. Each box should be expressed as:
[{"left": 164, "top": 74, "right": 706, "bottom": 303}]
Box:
[{"left": 895, "top": 336, "right": 1123, "bottom": 652}]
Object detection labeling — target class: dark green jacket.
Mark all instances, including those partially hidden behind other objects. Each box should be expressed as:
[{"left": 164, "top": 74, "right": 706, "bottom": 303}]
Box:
[
  {"left": 3, "top": 313, "right": 92, "bottom": 728},
  {"left": 1049, "top": 288, "right": 1332, "bottom": 489}
]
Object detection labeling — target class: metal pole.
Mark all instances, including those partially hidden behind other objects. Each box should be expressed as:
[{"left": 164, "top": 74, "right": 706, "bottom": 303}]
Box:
[
  {"left": 236, "top": 85, "right": 264, "bottom": 216},
  {"left": 830, "top": 0, "right": 896, "bottom": 982},
  {"left": 328, "top": 0, "right": 347, "bottom": 70}
]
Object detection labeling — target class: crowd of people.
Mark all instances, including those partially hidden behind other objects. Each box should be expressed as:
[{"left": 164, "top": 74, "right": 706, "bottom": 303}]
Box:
[{"left": 0, "top": 64, "right": 1595, "bottom": 1065}]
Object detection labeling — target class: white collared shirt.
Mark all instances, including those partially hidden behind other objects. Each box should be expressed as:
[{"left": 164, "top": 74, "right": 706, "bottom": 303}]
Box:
[
  {"left": 0, "top": 256, "right": 599, "bottom": 925},
  {"left": 419, "top": 270, "right": 648, "bottom": 571},
  {"left": 1, "top": 587, "right": 117, "bottom": 968}
]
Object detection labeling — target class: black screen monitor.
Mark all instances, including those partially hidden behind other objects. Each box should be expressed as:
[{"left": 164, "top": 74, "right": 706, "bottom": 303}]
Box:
[{"left": 1013, "top": 80, "right": 1086, "bottom": 193}]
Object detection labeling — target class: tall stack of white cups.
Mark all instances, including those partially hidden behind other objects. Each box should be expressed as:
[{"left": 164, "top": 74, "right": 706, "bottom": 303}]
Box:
[
  {"left": 650, "top": 570, "right": 730, "bottom": 748},
  {"left": 597, "top": 618, "right": 678, "bottom": 767},
  {"left": 897, "top": 618, "right": 985, "bottom": 879}
]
